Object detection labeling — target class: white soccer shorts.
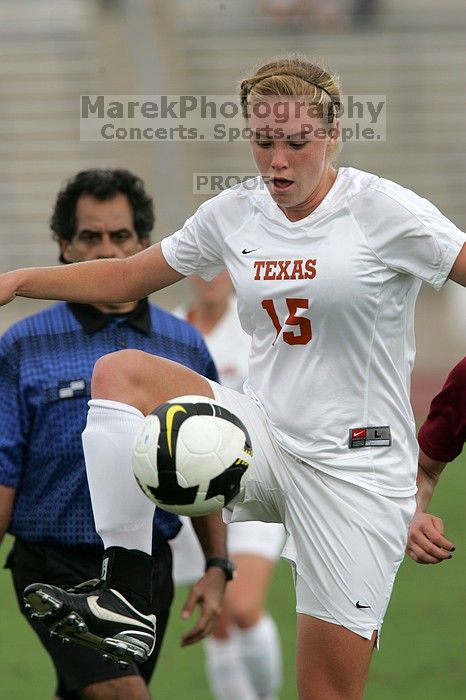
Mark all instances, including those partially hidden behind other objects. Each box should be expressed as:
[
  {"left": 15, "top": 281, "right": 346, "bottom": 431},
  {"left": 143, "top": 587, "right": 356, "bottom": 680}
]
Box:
[{"left": 209, "top": 380, "right": 416, "bottom": 640}]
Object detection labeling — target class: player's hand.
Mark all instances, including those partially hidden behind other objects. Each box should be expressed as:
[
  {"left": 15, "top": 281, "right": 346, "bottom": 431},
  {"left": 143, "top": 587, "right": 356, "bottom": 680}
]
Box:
[
  {"left": 406, "top": 510, "right": 455, "bottom": 564},
  {"left": 179, "top": 568, "right": 226, "bottom": 646},
  {"left": 0, "top": 271, "right": 19, "bottom": 306}
]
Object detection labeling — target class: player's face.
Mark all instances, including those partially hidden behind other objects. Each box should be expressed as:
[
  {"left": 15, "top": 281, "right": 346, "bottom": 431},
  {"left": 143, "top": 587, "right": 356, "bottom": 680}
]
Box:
[
  {"left": 248, "top": 98, "right": 338, "bottom": 220},
  {"left": 60, "top": 193, "right": 149, "bottom": 263}
]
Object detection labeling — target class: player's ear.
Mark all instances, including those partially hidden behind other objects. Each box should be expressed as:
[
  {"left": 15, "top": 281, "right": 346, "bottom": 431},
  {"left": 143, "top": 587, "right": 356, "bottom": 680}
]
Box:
[
  {"left": 328, "top": 120, "right": 340, "bottom": 145},
  {"left": 138, "top": 237, "right": 150, "bottom": 251},
  {"left": 59, "top": 239, "right": 73, "bottom": 263}
]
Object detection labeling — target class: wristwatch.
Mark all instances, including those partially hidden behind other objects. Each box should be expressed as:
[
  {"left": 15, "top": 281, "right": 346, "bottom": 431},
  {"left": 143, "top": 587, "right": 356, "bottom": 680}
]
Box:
[{"left": 205, "top": 557, "right": 236, "bottom": 581}]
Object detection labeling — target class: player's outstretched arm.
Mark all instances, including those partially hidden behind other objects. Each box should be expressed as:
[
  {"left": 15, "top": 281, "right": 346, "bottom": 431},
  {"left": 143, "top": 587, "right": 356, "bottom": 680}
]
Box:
[
  {"left": 406, "top": 449, "right": 454, "bottom": 564},
  {"left": 0, "top": 243, "right": 184, "bottom": 307}
]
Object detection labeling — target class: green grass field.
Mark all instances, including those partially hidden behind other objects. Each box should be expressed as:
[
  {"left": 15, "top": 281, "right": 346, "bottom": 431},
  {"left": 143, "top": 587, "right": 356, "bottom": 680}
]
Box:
[{"left": 1, "top": 453, "right": 465, "bottom": 699}]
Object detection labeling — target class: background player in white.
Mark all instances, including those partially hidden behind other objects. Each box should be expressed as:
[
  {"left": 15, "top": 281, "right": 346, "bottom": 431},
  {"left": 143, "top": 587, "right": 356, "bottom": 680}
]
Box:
[
  {"left": 171, "top": 271, "right": 284, "bottom": 700},
  {"left": 2, "top": 55, "right": 466, "bottom": 699}
]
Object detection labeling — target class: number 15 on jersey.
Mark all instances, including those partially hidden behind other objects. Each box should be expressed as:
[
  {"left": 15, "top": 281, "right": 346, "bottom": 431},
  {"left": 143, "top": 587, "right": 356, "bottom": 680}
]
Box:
[{"left": 262, "top": 298, "right": 312, "bottom": 346}]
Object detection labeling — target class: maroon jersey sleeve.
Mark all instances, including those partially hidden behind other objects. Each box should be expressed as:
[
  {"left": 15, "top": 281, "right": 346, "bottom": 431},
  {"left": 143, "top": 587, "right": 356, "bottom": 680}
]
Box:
[{"left": 418, "top": 356, "right": 466, "bottom": 462}]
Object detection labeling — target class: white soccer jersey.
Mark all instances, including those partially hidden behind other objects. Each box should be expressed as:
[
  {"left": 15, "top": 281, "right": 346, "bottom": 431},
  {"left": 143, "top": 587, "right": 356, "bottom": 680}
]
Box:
[
  {"left": 161, "top": 167, "right": 465, "bottom": 497},
  {"left": 175, "top": 296, "right": 250, "bottom": 392}
]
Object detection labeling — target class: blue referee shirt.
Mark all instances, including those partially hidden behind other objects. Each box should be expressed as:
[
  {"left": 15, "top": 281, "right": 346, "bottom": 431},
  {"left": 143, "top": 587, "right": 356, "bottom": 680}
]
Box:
[{"left": 0, "top": 299, "right": 219, "bottom": 548}]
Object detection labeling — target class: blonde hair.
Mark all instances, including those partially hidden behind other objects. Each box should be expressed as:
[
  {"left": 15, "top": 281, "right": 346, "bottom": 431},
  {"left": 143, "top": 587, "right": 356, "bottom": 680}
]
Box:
[{"left": 240, "top": 55, "right": 342, "bottom": 161}]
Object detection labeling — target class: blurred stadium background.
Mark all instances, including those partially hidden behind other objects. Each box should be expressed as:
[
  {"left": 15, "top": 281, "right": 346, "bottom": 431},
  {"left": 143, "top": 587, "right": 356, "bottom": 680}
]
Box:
[
  {"left": 0, "top": 1, "right": 465, "bottom": 698},
  {"left": 1, "top": 0, "right": 465, "bottom": 411}
]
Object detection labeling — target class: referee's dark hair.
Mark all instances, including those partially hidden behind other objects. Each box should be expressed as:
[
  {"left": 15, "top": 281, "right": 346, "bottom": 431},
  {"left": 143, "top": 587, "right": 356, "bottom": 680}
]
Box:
[{"left": 51, "top": 168, "right": 154, "bottom": 263}]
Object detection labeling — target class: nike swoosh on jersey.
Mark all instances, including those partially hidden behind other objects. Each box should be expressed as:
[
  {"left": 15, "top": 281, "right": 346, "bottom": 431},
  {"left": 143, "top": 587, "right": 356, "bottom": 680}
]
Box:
[{"left": 242, "top": 248, "right": 258, "bottom": 254}]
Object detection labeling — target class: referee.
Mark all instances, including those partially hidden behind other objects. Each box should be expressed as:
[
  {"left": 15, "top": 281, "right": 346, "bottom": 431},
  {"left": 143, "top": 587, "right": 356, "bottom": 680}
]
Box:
[{"left": 0, "top": 169, "right": 227, "bottom": 700}]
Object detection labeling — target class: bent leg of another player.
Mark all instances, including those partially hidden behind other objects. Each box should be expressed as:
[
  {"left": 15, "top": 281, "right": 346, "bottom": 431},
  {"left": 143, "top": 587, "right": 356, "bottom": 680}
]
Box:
[
  {"left": 204, "top": 615, "right": 257, "bottom": 700},
  {"left": 219, "top": 553, "right": 282, "bottom": 700},
  {"left": 228, "top": 523, "right": 284, "bottom": 699},
  {"left": 203, "top": 516, "right": 284, "bottom": 700},
  {"left": 239, "top": 613, "right": 282, "bottom": 700},
  {"left": 25, "top": 350, "right": 214, "bottom": 664}
]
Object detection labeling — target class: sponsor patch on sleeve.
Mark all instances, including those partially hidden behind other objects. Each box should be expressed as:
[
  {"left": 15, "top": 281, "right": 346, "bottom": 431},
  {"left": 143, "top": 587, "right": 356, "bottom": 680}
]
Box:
[{"left": 349, "top": 426, "right": 391, "bottom": 448}]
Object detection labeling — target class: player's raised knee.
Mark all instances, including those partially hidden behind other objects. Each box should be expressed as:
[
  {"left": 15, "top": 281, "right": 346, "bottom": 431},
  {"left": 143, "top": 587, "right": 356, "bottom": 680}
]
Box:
[{"left": 91, "top": 349, "right": 146, "bottom": 400}]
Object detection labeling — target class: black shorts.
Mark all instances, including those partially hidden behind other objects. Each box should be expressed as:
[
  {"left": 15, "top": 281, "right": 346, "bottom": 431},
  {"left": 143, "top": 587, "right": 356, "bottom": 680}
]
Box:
[{"left": 6, "top": 538, "right": 174, "bottom": 699}]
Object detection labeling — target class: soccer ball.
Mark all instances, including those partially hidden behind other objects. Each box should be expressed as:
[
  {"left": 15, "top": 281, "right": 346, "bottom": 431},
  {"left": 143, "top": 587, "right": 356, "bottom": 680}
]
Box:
[{"left": 132, "top": 395, "right": 252, "bottom": 516}]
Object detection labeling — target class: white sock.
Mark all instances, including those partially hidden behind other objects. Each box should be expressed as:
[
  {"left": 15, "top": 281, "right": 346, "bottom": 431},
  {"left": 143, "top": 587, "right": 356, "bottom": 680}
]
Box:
[
  {"left": 203, "top": 633, "right": 257, "bottom": 700},
  {"left": 238, "top": 615, "right": 283, "bottom": 700},
  {"left": 82, "top": 399, "right": 155, "bottom": 554}
]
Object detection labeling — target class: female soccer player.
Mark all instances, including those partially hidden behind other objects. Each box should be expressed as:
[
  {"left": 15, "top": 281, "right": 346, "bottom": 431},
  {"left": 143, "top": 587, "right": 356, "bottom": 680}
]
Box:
[{"left": 2, "top": 56, "right": 466, "bottom": 699}]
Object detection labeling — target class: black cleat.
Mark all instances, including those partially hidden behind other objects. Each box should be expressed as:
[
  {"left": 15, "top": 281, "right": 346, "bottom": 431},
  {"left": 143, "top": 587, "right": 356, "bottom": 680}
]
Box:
[{"left": 24, "top": 579, "right": 156, "bottom": 666}]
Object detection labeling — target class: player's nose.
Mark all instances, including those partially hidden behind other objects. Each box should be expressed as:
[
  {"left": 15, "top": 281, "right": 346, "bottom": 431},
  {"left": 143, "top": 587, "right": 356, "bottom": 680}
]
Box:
[
  {"left": 96, "top": 234, "right": 118, "bottom": 258},
  {"left": 270, "top": 144, "right": 288, "bottom": 169}
]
